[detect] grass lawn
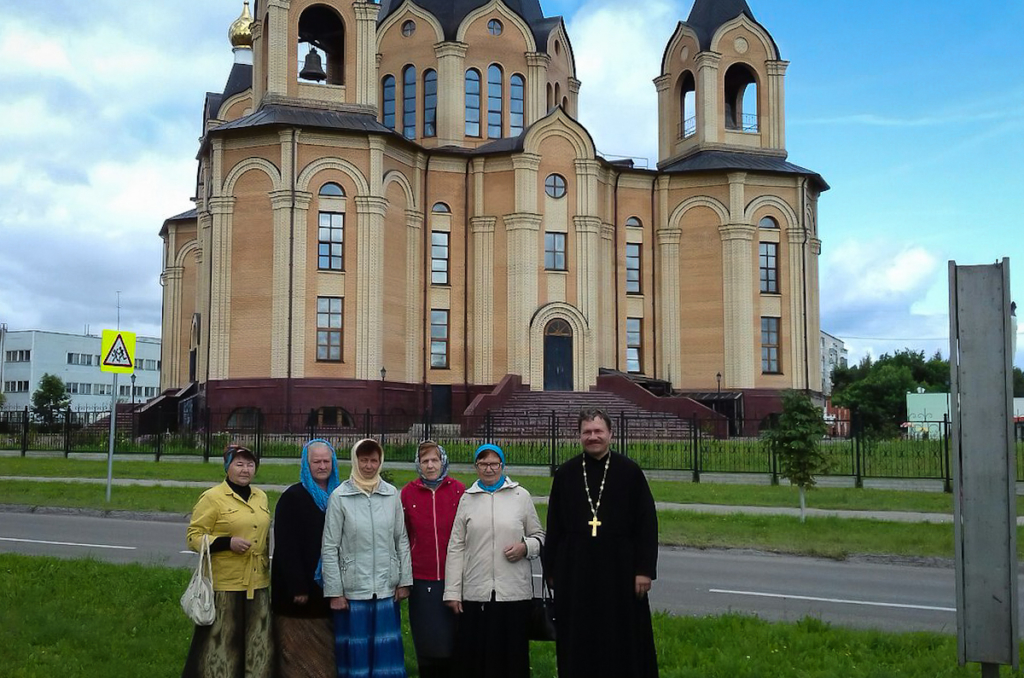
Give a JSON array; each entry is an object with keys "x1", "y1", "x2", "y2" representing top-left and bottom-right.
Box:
[
  {"x1": 0, "y1": 456, "x2": 979, "y2": 514},
  {"x1": 0, "y1": 553, "x2": 1014, "y2": 677}
]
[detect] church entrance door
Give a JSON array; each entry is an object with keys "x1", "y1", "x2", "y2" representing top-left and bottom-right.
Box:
[{"x1": 543, "y1": 319, "x2": 573, "y2": 391}]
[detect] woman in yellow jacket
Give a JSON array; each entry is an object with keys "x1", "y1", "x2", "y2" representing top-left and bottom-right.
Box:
[{"x1": 182, "y1": 444, "x2": 272, "y2": 678}]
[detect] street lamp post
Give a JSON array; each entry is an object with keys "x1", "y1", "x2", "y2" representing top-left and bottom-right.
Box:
[
  {"x1": 130, "y1": 373, "x2": 137, "y2": 440},
  {"x1": 379, "y1": 367, "x2": 387, "y2": 436}
]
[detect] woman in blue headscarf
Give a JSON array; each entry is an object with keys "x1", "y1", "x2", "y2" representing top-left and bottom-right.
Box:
[
  {"x1": 443, "y1": 444, "x2": 545, "y2": 678},
  {"x1": 272, "y1": 439, "x2": 341, "y2": 678}
]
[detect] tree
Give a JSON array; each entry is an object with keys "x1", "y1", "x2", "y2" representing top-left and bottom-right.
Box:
[
  {"x1": 32, "y1": 373, "x2": 70, "y2": 427},
  {"x1": 1014, "y1": 367, "x2": 1024, "y2": 398},
  {"x1": 763, "y1": 391, "x2": 828, "y2": 522},
  {"x1": 0, "y1": 391, "x2": 6, "y2": 408}
]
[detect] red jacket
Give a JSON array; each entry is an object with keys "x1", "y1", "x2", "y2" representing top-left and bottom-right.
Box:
[{"x1": 401, "y1": 476, "x2": 466, "y2": 581}]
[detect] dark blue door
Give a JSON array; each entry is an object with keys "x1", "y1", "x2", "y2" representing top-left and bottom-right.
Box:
[{"x1": 543, "y1": 319, "x2": 573, "y2": 391}]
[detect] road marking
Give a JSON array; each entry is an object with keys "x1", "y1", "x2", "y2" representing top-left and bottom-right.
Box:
[
  {"x1": 709, "y1": 588, "x2": 955, "y2": 613},
  {"x1": 0, "y1": 536, "x2": 136, "y2": 551}
]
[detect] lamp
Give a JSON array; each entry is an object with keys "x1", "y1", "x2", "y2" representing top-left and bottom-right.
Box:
[{"x1": 716, "y1": 372, "x2": 722, "y2": 395}]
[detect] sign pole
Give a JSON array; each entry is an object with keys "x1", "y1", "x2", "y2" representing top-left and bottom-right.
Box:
[{"x1": 106, "y1": 372, "x2": 118, "y2": 503}]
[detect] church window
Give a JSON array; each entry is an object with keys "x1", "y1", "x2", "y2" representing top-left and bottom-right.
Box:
[
  {"x1": 319, "y1": 182, "x2": 344, "y2": 197},
  {"x1": 423, "y1": 69, "x2": 438, "y2": 137},
  {"x1": 431, "y1": 231, "x2": 450, "y2": 285},
  {"x1": 401, "y1": 20, "x2": 415, "y2": 37},
  {"x1": 382, "y1": 75, "x2": 396, "y2": 130},
  {"x1": 318, "y1": 212, "x2": 344, "y2": 271},
  {"x1": 626, "y1": 318, "x2": 642, "y2": 373},
  {"x1": 432, "y1": 202, "x2": 451, "y2": 213},
  {"x1": 317, "y1": 297, "x2": 343, "y2": 362},
  {"x1": 510, "y1": 74, "x2": 525, "y2": 135},
  {"x1": 545, "y1": 173, "x2": 566, "y2": 199},
  {"x1": 724, "y1": 63, "x2": 758, "y2": 132},
  {"x1": 679, "y1": 71, "x2": 696, "y2": 138},
  {"x1": 488, "y1": 19, "x2": 503, "y2": 36},
  {"x1": 759, "y1": 242, "x2": 778, "y2": 293},
  {"x1": 297, "y1": 6, "x2": 344, "y2": 85},
  {"x1": 546, "y1": 82, "x2": 553, "y2": 110},
  {"x1": 465, "y1": 69, "x2": 481, "y2": 136},
  {"x1": 487, "y1": 64, "x2": 503, "y2": 138},
  {"x1": 430, "y1": 310, "x2": 450, "y2": 368},
  {"x1": 544, "y1": 232, "x2": 566, "y2": 271},
  {"x1": 759, "y1": 215, "x2": 779, "y2": 229},
  {"x1": 403, "y1": 65, "x2": 417, "y2": 139},
  {"x1": 625, "y1": 216, "x2": 642, "y2": 228},
  {"x1": 625, "y1": 243, "x2": 641, "y2": 294},
  {"x1": 761, "y1": 317, "x2": 780, "y2": 373}
]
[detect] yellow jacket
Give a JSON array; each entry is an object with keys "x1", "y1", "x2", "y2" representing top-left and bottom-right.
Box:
[{"x1": 187, "y1": 481, "x2": 271, "y2": 599}]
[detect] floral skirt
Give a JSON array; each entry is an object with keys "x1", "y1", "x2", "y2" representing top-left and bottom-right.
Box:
[{"x1": 182, "y1": 589, "x2": 272, "y2": 678}]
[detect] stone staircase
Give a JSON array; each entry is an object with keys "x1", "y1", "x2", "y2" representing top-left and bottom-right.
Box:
[{"x1": 479, "y1": 390, "x2": 693, "y2": 439}]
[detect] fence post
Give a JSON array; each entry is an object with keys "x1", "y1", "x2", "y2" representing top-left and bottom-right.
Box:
[
  {"x1": 769, "y1": 436, "x2": 779, "y2": 486},
  {"x1": 203, "y1": 407, "x2": 212, "y2": 462},
  {"x1": 424, "y1": 409, "x2": 432, "y2": 442},
  {"x1": 63, "y1": 407, "x2": 72, "y2": 458},
  {"x1": 942, "y1": 414, "x2": 952, "y2": 493},
  {"x1": 549, "y1": 410, "x2": 557, "y2": 477},
  {"x1": 255, "y1": 412, "x2": 263, "y2": 458},
  {"x1": 618, "y1": 412, "x2": 628, "y2": 458},
  {"x1": 853, "y1": 412, "x2": 863, "y2": 489},
  {"x1": 691, "y1": 416, "x2": 700, "y2": 483},
  {"x1": 307, "y1": 408, "x2": 316, "y2": 442},
  {"x1": 21, "y1": 406, "x2": 29, "y2": 457}
]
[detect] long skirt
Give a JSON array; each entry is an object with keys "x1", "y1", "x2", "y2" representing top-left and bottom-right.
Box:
[
  {"x1": 333, "y1": 597, "x2": 407, "y2": 678},
  {"x1": 275, "y1": 615, "x2": 335, "y2": 678},
  {"x1": 182, "y1": 588, "x2": 272, "y2": 678},
  {"x1": 408, "y1": 580, "x2": 457, "y2": 678},
  {"x1": 452, "y1": 598, "x2": 531, "y2": 678}
]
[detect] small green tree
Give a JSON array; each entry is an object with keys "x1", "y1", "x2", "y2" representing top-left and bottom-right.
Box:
[
  {"x1": 32, "y1": 373, "x2": 71, "y2": 427},
  {"x1": 0, "y1": 391, "x2": 6, "y2": 408},
  {"x1": 763, "y1": 390, "x2": 828, "y2": 522}
]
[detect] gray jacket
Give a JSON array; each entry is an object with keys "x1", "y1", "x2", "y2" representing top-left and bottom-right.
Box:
[{"x1": 321, "y1": 479, "x2": 413, "y2": 600}]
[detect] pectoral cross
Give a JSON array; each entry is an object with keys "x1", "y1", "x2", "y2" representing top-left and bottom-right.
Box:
[{"x1": 588, "y1": 516, "x2": 602, "y2": 537}]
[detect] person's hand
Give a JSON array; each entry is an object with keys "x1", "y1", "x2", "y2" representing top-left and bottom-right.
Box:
[
  {"x1": 394, "y1": 586, "x2": 410, "y2": 602},
  {"x1": 635, "y1": 575, "x2": 652, "y2": 598},
  {"x1": 229, "y1": 537, "x2": 252, "y2": 554},
  {"x1": 329, "y1": 596, "x2": 349, "y2": 611},
  {"x1": 293, "y1": 595, "x2": 308, "y2": 604},
  {"x1": 445, "y1": 600, "x2": 463, "y2": 614},
  {"x1": 503, "y1": 541, "x2": 527, "y2": 562}
]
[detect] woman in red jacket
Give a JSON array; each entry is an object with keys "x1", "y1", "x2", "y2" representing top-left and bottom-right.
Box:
[{"x1": 401, "y1": 440, "x2": 466, "y2": 678}]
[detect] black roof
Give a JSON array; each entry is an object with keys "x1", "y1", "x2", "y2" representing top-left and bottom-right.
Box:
[
  {"x1": 378, "y1": 0, "x2": 557, "y2": 51},
  {"x1": 223, "y1": 63, "x2": 253, "y2": 102},
  {"x1": 683, "y1": 0, "x2": 779, "y2": 57},
  {"x1": 212, "y1": 104, "x2": 398, "y2": 136},
  {"x1": 661, "y1": 150, "x2": 828, "y2": 191},
  {"x1": 165, "y1": 208, "x2": 198, "y2": 222}
]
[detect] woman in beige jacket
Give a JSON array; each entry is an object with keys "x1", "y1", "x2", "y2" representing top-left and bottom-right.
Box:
[{"x1": 444, "y1": 444, "x2": 544, "y2": 678}]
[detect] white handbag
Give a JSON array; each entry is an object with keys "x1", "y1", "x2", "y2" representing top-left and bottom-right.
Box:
[{"x1": 180, "y1": 534, "x2": 216, "y2": 626}]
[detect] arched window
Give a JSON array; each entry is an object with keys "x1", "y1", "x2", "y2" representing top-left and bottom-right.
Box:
[
  {"x1": 382, "y1": 75, "x2": 396, "y2": 130},
  {"x1": 510, "y1": 74, "x2": 525, "y2": 136},
  {"x1": 679, "y1": 71, "x2": 696, "y2": 138},
  {"x1": 758, "y1": 216, "x2": 779, "y2": 229},
  {"x1": 724, "y1": 63, "x2": 758, "y2": 132},
  {"x1": 319, "y1": 182, "x2": 345, "y2": 197},
  {"x1": 402, "y1": 65, "x2": 417, "y2": 139},
  {"x1": 465, "y1": 69, "x2": 481, "y2": 136},
  {"x1": 554, "y1": 82, "x2": 561, "y2": 107},
  {"x1": 487, "y1": 64, "x2": 503, "y2": 138},
  {"x1": 432, "y1": 202, "x2": 451, "y2": 213},
  {"x1": 546, "y1": 82, "x2": 553, "y2": 110},
  {"x1": 297, "y1": 6, "x2": 344, "y2": 85},
  {"x1": 423, "y1": 69, "x2": 438, "y2": 138},
  {"x1": 226, "y1": 407, "x2": 262, "y2": 430},
  {"x1": 625, "y1": 216, "x2": 642, "y2": 228}
]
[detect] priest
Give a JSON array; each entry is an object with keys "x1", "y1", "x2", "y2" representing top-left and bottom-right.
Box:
[{"x1": 543, "y1": 408, "x2": 659, "y2": 678}]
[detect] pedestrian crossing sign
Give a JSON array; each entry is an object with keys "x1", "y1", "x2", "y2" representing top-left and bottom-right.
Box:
[{"x1": 101, "y1": 330, "x2": 136, "y2": 374}]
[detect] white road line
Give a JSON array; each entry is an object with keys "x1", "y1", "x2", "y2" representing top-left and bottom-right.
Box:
[
  {"x1": 709, "y1": 588, "x2": 955, "y2": 613},
  {"x1": 0, "y1": 536, "x2": 136, "y2": 551}
]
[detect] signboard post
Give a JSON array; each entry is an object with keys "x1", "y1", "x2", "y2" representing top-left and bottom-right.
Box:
[
  {"x1": 949, "y1": 259, "x2": 1018, "y2": 677},
  {"x1": 100, "y1": 330, "x2": 136, "y2": 502}
]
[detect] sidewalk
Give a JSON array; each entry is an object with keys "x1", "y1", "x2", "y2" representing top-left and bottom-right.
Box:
[{"x1": 0, "y1": 474, "x2": 981, "y2": 525}]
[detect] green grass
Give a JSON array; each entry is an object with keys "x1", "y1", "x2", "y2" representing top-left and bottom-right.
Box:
[{"x1": 0, "y1": 553, "x2": 1017, "y2": 677}]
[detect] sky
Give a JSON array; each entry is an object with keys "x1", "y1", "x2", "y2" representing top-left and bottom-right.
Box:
[{"x1": 1, "y1": 0, "x2": 1022, "y2": 369}]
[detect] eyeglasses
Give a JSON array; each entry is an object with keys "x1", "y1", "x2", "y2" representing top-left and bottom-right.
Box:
[{"x1": 475, "y1": 462, "x2": 501, "y2": 470}]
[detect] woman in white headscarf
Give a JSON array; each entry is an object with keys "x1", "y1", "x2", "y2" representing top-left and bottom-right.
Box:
[{"x1": 321, "y1": 438, "x2": 413, "y2": 678}]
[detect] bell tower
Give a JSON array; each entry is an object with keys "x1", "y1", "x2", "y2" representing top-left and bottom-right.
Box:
[{"x1": 655, "y1": 0, "x2": 787, "y2": 166}]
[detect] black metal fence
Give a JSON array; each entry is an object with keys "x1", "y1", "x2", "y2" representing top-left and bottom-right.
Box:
[{"x1": 6, "y1": 405, "x2": 1020, "y2": 488}]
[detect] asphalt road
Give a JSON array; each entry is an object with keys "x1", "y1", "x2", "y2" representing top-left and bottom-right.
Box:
[{"x1": 0, "y1": 510, "x2": 1006, "y2": 634}]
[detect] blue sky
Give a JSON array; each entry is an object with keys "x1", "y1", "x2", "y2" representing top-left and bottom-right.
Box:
[{"x1": 1, "y1": 0, "x2": 1021, "y2": 369}]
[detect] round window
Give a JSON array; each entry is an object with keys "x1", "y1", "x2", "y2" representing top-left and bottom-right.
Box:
[
  {"x1": 488, "y1": 19, "x2": 503, "y2": 36},
  {"x1": 402, "y1": 20, "x2": 416, "y2": 37},
  {"x1": 545, "y1": 174, "x2": 567, "y2": 199}
]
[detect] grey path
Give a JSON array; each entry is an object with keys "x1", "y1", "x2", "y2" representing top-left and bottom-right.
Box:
[
  {"x1": 0, "y1": 510, "x2": 1006, "y2": 634},
  {"x1": 0, "y1": 475, "x2": 972, "y2": 524}
]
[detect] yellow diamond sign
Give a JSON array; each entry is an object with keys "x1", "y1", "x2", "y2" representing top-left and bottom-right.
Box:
[{"x1": 101, "y1": 330, "x2": 136, "y2": 374}]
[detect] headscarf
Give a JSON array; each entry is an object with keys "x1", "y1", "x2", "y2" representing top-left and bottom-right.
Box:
[
  {"x1": 349, "y1": 438, "x2": 384, "y2": 495},
  {"x1": 300, "y1": 439, "x2": 341, "y2": 512},
  {"x1": 223, "y1": 444, "x2": 259, "y2": 473},
  {"x1": 474, "y1": 443, "x2": 506, "y2": 493},
  {"x1": 416, "y1": 440, "x2": 450, "y2": 490}
]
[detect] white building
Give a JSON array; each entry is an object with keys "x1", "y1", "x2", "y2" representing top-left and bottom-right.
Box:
[
  {"x1": 0, "y1": 329, "x2": 162, "y2": 411},
  {"x1": 820, "y1": 331, "x2": 848, "y2": 396}
]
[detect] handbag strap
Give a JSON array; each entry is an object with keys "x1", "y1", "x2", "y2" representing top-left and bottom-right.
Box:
[{"x1": 199, "y1": 534, "x2": 214, "y2": 582}]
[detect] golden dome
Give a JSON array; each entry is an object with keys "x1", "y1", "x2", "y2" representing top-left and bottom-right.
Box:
[{"x1": 229, "y1": 0, "x2": 254, "y2": 49}]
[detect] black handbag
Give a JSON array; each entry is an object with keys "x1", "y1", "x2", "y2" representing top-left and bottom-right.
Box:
[{"x1": 528, "y1": 560, "x2": 556, "y2": 642}]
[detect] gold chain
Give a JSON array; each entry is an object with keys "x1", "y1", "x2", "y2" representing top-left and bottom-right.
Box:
[{"x1": 583, "y1": 453, "x2": 611, "y2": 522}]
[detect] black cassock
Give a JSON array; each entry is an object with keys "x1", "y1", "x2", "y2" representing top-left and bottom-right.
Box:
[{"x1": 543, "y1": 451, "x2": 659, "y2": 678}]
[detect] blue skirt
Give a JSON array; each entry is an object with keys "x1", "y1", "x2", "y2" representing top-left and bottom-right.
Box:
[{"x1": 333, "y1": 598, "x2": 407, "y2": 678}]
